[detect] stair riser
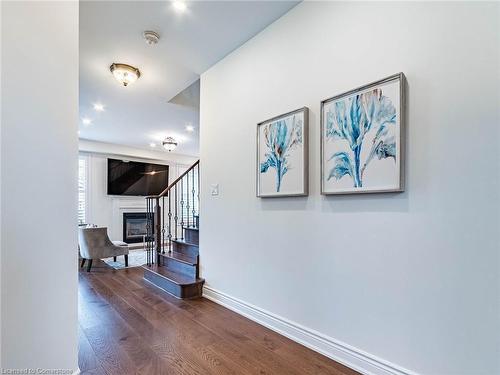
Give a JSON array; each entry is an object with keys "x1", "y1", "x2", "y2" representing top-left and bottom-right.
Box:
[
  {"x1": 184, "y1": 228, "x2": 199, "y2": 245},
  {"x1": 143, "y1": 268, "x2": 204, "y2": 299},
  {"x1": 161, "y1": 256, "x2": 196, "y2": 278},
  {"x1": 173, "y1": 242, "x2": 199, "y2": 257}
]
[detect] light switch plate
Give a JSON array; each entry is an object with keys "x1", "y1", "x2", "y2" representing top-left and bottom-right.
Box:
[{"x1": 210, "y1": 184, "x2": 219, "y2": 196}]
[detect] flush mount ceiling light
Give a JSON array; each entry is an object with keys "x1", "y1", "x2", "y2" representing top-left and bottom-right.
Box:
[
  {"x1": 185, "y1": 124, "x2": 194, "y2": 132},
  {"x1": 109, "y1": 63, "x2": 141, "y2": 87},
  {"x1": 143, "y1": 31, "x2": 160, "y2": 45},
  {"x1": 162, "y1": 137, "x2": 178, "y2": 152}
]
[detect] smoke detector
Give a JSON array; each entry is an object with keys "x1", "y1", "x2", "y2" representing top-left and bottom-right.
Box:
[{"x1": 143, "y1": 31, "x2": 160, "y2": 45}]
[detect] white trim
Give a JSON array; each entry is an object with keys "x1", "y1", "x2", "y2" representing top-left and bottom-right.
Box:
[
  {"x1": 79, "y1": 139, "x2": 199, "y2": 162},
  {"x1": 203, "y1": 286, "x2": 418, "y2": 375}
]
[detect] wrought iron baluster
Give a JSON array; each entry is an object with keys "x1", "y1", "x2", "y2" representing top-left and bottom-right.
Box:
[
  {"x1": 146, "y1": 198, "x2": 151, "y2": 266},
  {"x1": 149, "y1": 199, "x2": 152, "y2": 263},
  {"x1": 150, "y1": 198, "x2": 153, "y2": 265},
  {"x1": 149, "y1": 198, "x2": 153, "y2": 265},
  {"x1": 168, "y1": 189, "x2": 172, "y2": 252},
  {"x1": 155, "y1": 197, "x2": 161, "y2": 264},
  {"x1": 162, "y1": 196, "x2": 166, "y2": 254},
  {"x1": 149, "y1": 198, "x2": 155, "y2": 264},
  {"x1": 186, "y1": 171, "x2": 190, "y2": 228},
  {"x1": 151, "y1": 199, "x2": 154, "y2": 264},
  {"x1": 180, "y1": 178, "x2": 184, "y2": 240},
  {"x1": 151, "y1": 198, "x2": 153, "y2": 264},
  {"x1": 174, "y1": 184, "x2": 178, "y2": 240},
  {"x1": 191, "y1": 167, "x2": 195, "y2": 228}
]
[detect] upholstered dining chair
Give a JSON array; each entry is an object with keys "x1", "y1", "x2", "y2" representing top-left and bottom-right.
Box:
[{"x1": 78, "y1": 227, "x2": 129, "y2": 272}]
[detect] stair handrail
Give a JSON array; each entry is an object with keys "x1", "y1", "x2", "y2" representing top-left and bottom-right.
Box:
[{"x1": 145, "y1": 159, "x2": 200, "y2": 200}]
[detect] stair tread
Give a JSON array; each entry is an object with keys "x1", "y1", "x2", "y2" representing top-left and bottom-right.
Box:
[
  {"x1": 159, "y1": 251, "x2": 197, "y2": 265},
  {"x1": 184, "y1": 226, "x2": 199, "y2": 231},
  {"x1": 172, "y1": 239, "x2": 199, "y2": 247},
  {"x1": 142, "y1": 264, "x2": 203, "y2": 286}
]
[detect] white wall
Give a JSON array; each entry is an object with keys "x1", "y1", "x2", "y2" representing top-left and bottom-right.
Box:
[
  {"x1": 200, "y1": 2, "x2": 499, "y2": 375},
  {"x1": 0, "y1": 1, "x2": 3, "y2": 367},
  {"x1": 80, "y1": 140, "x2": 197, "y2": 241},
  {"x1": 1, "y1": 1, "x2": 78, "y2": 372}
]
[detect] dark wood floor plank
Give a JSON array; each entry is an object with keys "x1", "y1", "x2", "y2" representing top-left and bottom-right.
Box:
[
  {"x1": 79, "y1": 277, "x2": 132, "y2": 329},
  {"x1": 80, "y1": 274, "x2": 152, "y2": 375},
  {"x1": 128, "y1": 277, "x2": 313, "y2": 375},
  {"x1": 96, "y1": 272, "x2": 169, "y2": 321},
  {"x1": 95, "y1": 272, "x2": 266, "y2": 375},
  {"x1": 84, "y1": 323, "x2": 139, "y2": 375},
  {"x1": 131, "y1": 285, "x2": 308, "y2": 375},
  {"x1": 104, "y1": 271, "x2": 253, "y2": 375},
  {"x1": 85, "y1": 274, "x2": 175, "y2": 348},
  {"x1": 79, "y1": 260, "x2": 359, "y2": 375},
  {"x1": 105, "y1": 267, "x2": 351, "y2": 375},
  {"x1": 78, "y1": 325, "x2": 100, "y2": 373},
  {"x1": 186, "y1": 311, "x2": 305, "y2": 375},
  {"x1": 189, "y1": 298, "x2": 356, "y2": 375},
  {"x1": 88, "y1": 271, "x2": 221, "y2": 375}
]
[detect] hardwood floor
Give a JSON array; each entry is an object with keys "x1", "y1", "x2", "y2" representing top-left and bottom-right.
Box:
[{"x1": 79, "y1": 260, "x2": 359, "y2": 375}]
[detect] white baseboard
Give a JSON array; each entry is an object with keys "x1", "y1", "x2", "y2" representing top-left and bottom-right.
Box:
[{"x1": 203, "y1": 286, "x2": 417, "y2": 375}]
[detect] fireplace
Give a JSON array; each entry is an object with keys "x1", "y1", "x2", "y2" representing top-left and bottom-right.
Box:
[{"x1": 123, "y1": 212, "x2": 154, "y2": 243}]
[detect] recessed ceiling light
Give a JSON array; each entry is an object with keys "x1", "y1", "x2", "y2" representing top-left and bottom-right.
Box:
[
  {"x1": 172, "y1": 1, "x2": 187, "y2": 12},
  {"x1": 82, "y1": 118, "x2": 92, "y2": 126},
  {"x1": 93, "y1": 103, "x2": 105, "y2": 112},
  {"x1": 149, "y1": 142, "x2": 156, "y2": 148},
  {"x1": 186, "y1": 125, "x2": 194, "y2": 132},
  {"x1": 78, "y1": 130, "x2": 81, "y2": 136}
]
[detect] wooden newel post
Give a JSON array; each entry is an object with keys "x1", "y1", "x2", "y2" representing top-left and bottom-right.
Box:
[{"x1": 154, "y1": 197, "x2": 162, "y2": 263}]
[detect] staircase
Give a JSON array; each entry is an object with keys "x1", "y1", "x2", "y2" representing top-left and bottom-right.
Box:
[{"x1": 142, "y1": 161, "x2": 204, "y2": 299}]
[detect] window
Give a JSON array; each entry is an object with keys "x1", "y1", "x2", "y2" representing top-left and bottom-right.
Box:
[{"x1": 78, "y1": 156, "x2": 88, "y2": 224}]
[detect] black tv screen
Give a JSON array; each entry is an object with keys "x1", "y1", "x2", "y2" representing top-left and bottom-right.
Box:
[{"x1": 107, "y1": 158, "x2": 169, "y2": 196}]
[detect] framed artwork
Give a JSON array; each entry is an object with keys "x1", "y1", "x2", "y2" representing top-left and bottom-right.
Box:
[
  {"x1": 257, "y1": 107, "x2": 309, "y2": 197},
  {"x1": 321, "y1": 73, "x2": 406, "y2": 195}
]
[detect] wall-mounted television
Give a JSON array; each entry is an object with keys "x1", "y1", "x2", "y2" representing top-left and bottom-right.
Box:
[{"x1": 107, "y1": 158, "x2": 169, "y2": 196}]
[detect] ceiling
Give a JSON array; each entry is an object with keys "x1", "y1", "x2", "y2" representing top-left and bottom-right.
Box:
[{"x1": 79, "y1": 1, "x2": 299, "y2": 156}]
